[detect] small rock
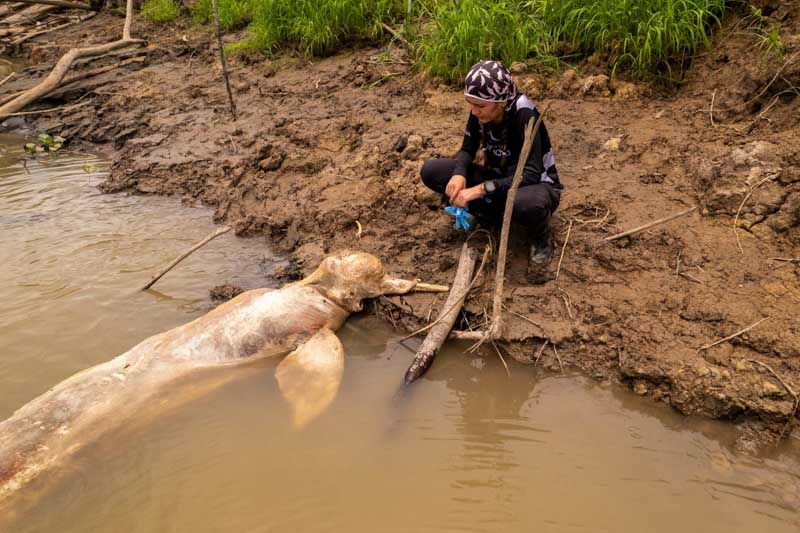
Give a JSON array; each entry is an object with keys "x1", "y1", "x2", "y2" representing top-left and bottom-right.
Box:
[
  {"x1": 633, "y1": 381, "x2": 649, "y2": 395},
  {"x1": 579, "y1": 74, "x2": 610, "y2": 97},
  {"x1": 761, "y1": 381, "x2": 783, "y2": 397},
  {"x1": 597, "y1": 334, "x2": 610, "y2": 344},
  {"x1": 602, "y1": 137, "x2": 622, "y2": 151}
]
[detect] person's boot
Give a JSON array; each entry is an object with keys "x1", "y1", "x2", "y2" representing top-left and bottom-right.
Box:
[{"x1": 529, "y1": 226, "x2": 553, "y2": 265}]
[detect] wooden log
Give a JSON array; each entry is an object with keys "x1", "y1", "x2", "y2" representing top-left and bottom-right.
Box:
[
  {"x1": 404, "y1": 243, "x2": 476, "y2": 385},
  {"x1": 2, "y1": 4, "x2": 57, "y2": 25}
]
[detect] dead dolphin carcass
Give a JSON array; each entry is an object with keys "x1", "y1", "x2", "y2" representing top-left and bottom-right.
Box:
[{"x1": 0, "y1": 251, "x2": 446, "y2": 506}]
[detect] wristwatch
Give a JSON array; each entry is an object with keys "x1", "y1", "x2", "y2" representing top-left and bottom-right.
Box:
[{"x1": 483, "y1": 180, "x2": 496, "y2": 195}]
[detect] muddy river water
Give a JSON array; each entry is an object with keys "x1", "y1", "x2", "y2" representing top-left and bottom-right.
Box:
[{"x1": 1, "y1": 136, "x2": 799, "y2": 531}]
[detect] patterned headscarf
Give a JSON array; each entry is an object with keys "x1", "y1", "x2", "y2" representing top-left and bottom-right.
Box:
[{"x1": 464, "y1": 60, "x2": 517, "y2": 103}]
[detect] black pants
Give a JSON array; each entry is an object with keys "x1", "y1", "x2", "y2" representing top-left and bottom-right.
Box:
[{"x1": 420, "y1": 158, "x2": 560, "y2": 241}]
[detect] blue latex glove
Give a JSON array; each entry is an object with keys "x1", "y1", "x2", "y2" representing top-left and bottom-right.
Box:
[{"x1": 444, "y1": 206, "x2": 474, "y2": 231}]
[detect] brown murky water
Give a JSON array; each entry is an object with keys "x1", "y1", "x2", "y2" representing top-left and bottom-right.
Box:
[{"x1": 1, "y1": 136, "x2": 799, "y2": 532}]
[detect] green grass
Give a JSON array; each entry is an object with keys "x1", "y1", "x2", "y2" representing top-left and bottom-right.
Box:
[
  {"x1": 141, "y1": 0, "x2": 181, "y2": 23},
  {"x1": 189, "y1": 0, "x2": 730, "y2": 80}
]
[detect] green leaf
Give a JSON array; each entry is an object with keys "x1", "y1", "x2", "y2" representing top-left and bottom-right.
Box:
[
  {"x1": 24, "y1": 143, "x2": 37, "y2": 154},
  {"x1": 49, "y1": 143, "x2": 63, "y2": 151},
  {"x1": 52, "y1": 135, "x2": 66, "y2": 144},
  {"x1": 37, "y1": 134, "x2": 53, "y2": 146}
]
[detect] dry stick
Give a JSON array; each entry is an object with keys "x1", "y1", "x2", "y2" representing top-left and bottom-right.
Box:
[
  {"x1": 490, "y1": 340, "x2": 511, "y2": 377},
  {"x1": 697, "y1": 317, "x2": 770, "y2": 352},
  {"x1": 552, "y1": 344, "x2": 564, "y2": 373},
  {"x1": 10, "y1": 0, "x2": 97, "y2": 10},
  {"x1": 399, "y1": 244, "x2": 490, "y2": 343},
  {"x1": 2, "y1": 3, "x2": 57, "y2": 26},
  {"x1": 675, "y1": 250, "x2": 681, "y2": 283},
  {"x1": 769, "y1": 257, "x2": 799, "y2": 263},
  {"x1": 556, "y1": 287, "x2": 573, "y2": 319},
  {"x1": 12, "y1": 11, "x2": 96, "y2": 46},
  {"x1": 6, "y1": 98, "x2": 92, "y2": 116},
  {"x1": 0, "y1": 72, "x2": 14, "y2": 88},
  {"x1": 482, "y1": 103, "x2": 550, "y2": 344},
  {"x1": 501, "y1": 302, "x2": 545, "y2": 332},
  {"x1": 533, "y1": 340, "x2": 549, "y2": 366},
  {"x1": 746, "y1": 359, "x2": 799, "y2": 442},
  {"x1": 604, "y1": 206, "x2": 697, "y2": 242},
  {"x1": 733, "y1": 174, "x2": 777, "y2": 254},
  {"x1": 0, "y1": 0, "x2": 142, "y2": 121},
  {"x1": 211, "y1": 0, "x2": 236, "y2": 121},
  {"x1": 709, "y1": 88, "x2": 716, "y2": 127},
  {"x1": 555, "y1": 219, "x2": 572, "y2": 281},
  {"x1": 142, "y1": 226, "x2": 232, "y2": 291},
  {"x1": 404, "y1": 243, "x2": 477, "y2": 385},
  {"x1": 380, "y1": 22, "x2": 411, "y2": 49}
]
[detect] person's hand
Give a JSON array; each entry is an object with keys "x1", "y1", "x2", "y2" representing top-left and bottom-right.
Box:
[
  {"x1": 452, "y1": 185, "x2": 485, "y2": 207},
  {"x1": 445, "y1": 175, "x2": 467, "y2": 203}
]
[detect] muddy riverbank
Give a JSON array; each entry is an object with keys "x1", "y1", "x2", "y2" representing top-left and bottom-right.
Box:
[{"x1": 2, "y1": 5, "x2": 799, "y2": 450}]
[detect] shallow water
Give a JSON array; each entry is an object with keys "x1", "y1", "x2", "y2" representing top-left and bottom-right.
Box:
[{"x1": 1, "y1": 136, "x2": 799, "y2": 532}]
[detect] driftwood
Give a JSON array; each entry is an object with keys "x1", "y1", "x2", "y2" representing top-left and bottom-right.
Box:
[
  {"x1": 404, "y1": 243, "x2": 477, "y2": 384},
  {"x1": 142, "y1": 226, "x2": 232, "y2": 291},
  {"x1": 604, "y1": 206, "x2": 697, "y2": 242},
  {"x1": 11, "y1": 11, "x2": 96, "y2": 46},
  {"x1": 11, "y1": 0, "x2": 97, "y2": 10},
  {"x1": 0, "y1": 0, "x2": 142, "y2": 122},
  {"x1": 2, "y1": 4, "x2": 57, "y2": 26}
]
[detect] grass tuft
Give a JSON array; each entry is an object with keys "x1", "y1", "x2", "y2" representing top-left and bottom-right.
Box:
[{"x1": 141, "y1": 0, "x2": 181, "y2": 24}]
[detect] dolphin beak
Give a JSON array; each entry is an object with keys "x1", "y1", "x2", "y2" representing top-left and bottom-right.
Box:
[
  {"x1": 288, "y1": 266, "x2": 324, "y2": 288},
  {"x1": 380, "y1": 277, "x2": 449, "y2": 295}
]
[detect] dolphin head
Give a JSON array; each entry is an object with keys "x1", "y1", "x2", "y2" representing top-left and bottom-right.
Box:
[{"x1": 290, "y1": 251, "x2": 417, "y2": 312}]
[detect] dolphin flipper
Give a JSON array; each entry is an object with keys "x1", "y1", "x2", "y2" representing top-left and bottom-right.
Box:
[{"x1": 275, "y1": 328, "x2": 344, "y2": 429}]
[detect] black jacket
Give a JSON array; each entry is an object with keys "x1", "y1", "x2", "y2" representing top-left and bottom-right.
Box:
[{"x1": 453, "y1": 93, "x2": 561, "y2": 197}]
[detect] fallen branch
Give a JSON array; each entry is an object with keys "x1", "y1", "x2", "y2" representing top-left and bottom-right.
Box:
[
  {"x1": 12, "y1": 11, "x2": 96, "y2": 46},
  {"x1": 11, "y1": 0, "x2": 97, "y2": 10},
  {"x1": 5, "y1": 97, "x2": 92, "y2": 116},
  {"x1": 697, "y1": 317, "x2": 770, "y2": 352},
  {"x1": 141, "y1": 226, "x2": 232, "y2": 291},
  {"x1": 604, "y1": 206, "x2": 697, "y2": 242},
  {"x1": 211, "y1": 0, "x2": 236, "y2": 120},
  {"x1": 3, "y1": 4, "x2": 57, "y2": 26},
  {"x1": 404, "y1": 243, "x2": 477, "y2": 385},
  {"x1": 733, "y1": 174, "x2": 777, "y2": 254},
  {"x1": 0, "y1": 0, "x2": 142, "y2": 122},
  {"x1": 479, "y1": 104, "x2": 550, "y2": 344}
]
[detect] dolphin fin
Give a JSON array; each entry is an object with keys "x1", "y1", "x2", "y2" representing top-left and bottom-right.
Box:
[{"x1": 275, "y1": 327, "x2": 344, "y2": 430}]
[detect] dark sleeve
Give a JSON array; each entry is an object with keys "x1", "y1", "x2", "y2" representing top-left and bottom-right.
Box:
[
  {"x1": 453, "y1": 113, "x2": 481, "y2": 177},
  {"x1": 490, "y1": 108, "x2": 545, "y2": 195}
]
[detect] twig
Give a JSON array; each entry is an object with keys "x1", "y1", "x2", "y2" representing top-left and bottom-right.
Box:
[
  {"x1": 675, "y1": 250, "x2": 681, "y2": 283},
  {"x1": 0, "y1": 72, "x2": 15, "y2": 88},
  {"x1": 709, "y1": 88, "x2": 716, "y2": 127},
  {"x1": 211, "y1": 0, "x2": 237, "y2": 121},
  {"x1": 746, "y1": 359, "x2": 799, "y2": 442},
  {"x1": 697, "y1": 317, "x2": 770, "y2": 352},
  {"x1": 490, "y1": 341, "x2": 511, "y2": 377},
  {"x1": 769, "y1": 257, "x2": 799, "y2": 263},
  {"x1": 734, "y1": 174, "x2": 777, "y2": 254},
  {"x1": 380, "y1": 22, "x2": 411, "y2": 49},
  {"x1": 533, "y1": 340, "x2": 549, "y2": 366},
  {"x1": 604, "y1": 206, "x2": 697, "y2": 242},
  {"x1": 594, "y1": 208, "x2": 610, "y2": 228},
  {"x1": 552, "y1": 344, "x2": 564, "y2": 374},
  {"x1": 12, "y1": 12, "x2": 96, "y2": 46},
  {"x1": 501, "y1": 303, "x2": 545, "y2": 332},
  {"x1": 11, "y1": 0, "x2": 98, "y2": 10},
  {"x1": 141, "y1": 226, "x2": 232, "y2": 291},
  {"x1": 679, "y1": 272, "x2": 704, "y2": 284},
  {"x1": 555, "y1": 219, "x2": 572, "y2": 281},
  {"x1": 6, "y1": 98, "x2": 92, "y2": 116}
]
